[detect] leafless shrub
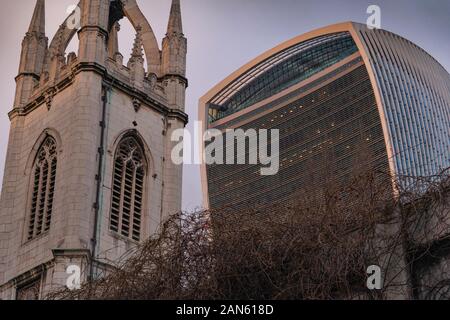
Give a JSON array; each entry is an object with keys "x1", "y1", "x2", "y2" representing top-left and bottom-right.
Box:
[{"x1": 48, "y1": 168, "x2": 450, "y2": 300}]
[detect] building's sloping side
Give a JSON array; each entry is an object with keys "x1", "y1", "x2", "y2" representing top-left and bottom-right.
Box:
[{"x1": 354, "y1": 23, "x2": 450, "y2": 184}]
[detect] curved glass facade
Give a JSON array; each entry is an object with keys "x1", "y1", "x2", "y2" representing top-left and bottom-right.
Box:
[
  {"x1": 354, "y1": 24, "x2": 450, "y2": 182},
  {"x1": 208, "y1": 32, "x2": 358, "y2": 123},
  {"x1": 203, "y1": 22, "x2": 450, "y2": 209},
  {"x1": 207, "y1": 61, "x2": 388, "y2": 209}
]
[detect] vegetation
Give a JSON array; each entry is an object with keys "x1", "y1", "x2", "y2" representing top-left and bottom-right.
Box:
[{"x1": 49, "y1": 169, "x2": 450, "y2": 300}]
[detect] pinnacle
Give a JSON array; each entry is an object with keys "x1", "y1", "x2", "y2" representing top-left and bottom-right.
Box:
[
  {"x1": 28, "y1": 0, "x2": 45, "y2": 35},
  {"x1": 167, "y1": 0, "x2": 183, "y2": 36}
]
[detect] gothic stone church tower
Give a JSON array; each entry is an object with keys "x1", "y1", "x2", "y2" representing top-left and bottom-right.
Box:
[{"x1": 0, "y1": 0, "x2": 187, "y2": 299}]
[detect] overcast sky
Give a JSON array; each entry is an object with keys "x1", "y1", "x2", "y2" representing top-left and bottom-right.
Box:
[{"x1": 0, "y1": 0, "x2": 449, "y2": 211}]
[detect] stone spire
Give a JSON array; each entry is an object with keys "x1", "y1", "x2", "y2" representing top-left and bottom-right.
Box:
[
  {"x1": 28, "y1": 0, "x2": 45, "y2": 35},
  {"x1": 14, "y1": 0, "x2": 48, "y2": 107},
  {"x1": 129, "y1": 26, "x2": 144, "y2": 64},
  {"x1": 128, "y1": 26, "x2": 145, "y2": 89},
  {"x1": 167, "y1": 0, "x2": 183, "y2": 36},
  {"x1": 77, "y1": 0, "x2": 110, "y2": 64},
  {"x1": 161, "y1": 0, "x2": 187, "y2": 111},
  {"x1": 161, "y1": 0, "x2": 187, "y2": 77}
]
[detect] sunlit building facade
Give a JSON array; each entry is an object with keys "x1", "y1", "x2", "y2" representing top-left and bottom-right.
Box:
[{"x1": 199, "y1": 22, "x2": 450, "y2": 210}]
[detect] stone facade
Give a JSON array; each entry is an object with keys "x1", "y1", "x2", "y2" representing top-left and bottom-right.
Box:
[
  {"x1": 0, "y1": 0, "x2": 187, "y2": 299},
  {"x1": 364, "y1": 180, "x2": 450, "y2": 300},
  {"x1": 406, "y1": 181, "x2": 450, "y2": 299}
]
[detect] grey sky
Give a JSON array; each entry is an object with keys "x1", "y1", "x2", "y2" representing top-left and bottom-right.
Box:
[{"x1": 0, "y1": 0, "x2": 449, "y2": 211}]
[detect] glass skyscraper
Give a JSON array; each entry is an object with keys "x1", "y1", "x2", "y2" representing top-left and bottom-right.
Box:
[{"x1": 199, "y1": 22, "x2": 450, "y2": 210}]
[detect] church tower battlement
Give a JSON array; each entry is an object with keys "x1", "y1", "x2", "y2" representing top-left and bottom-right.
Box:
[{"x1": 0, "y1": 0, "x2": 187, "y2": 299}]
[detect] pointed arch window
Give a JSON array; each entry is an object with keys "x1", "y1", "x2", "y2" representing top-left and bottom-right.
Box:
[
  {"x1": 110, "y1": 135, "x2": 146, "y2": 241},
  {"x1": 27, "y1": 136, "x2": 58, "y2": 241}
]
